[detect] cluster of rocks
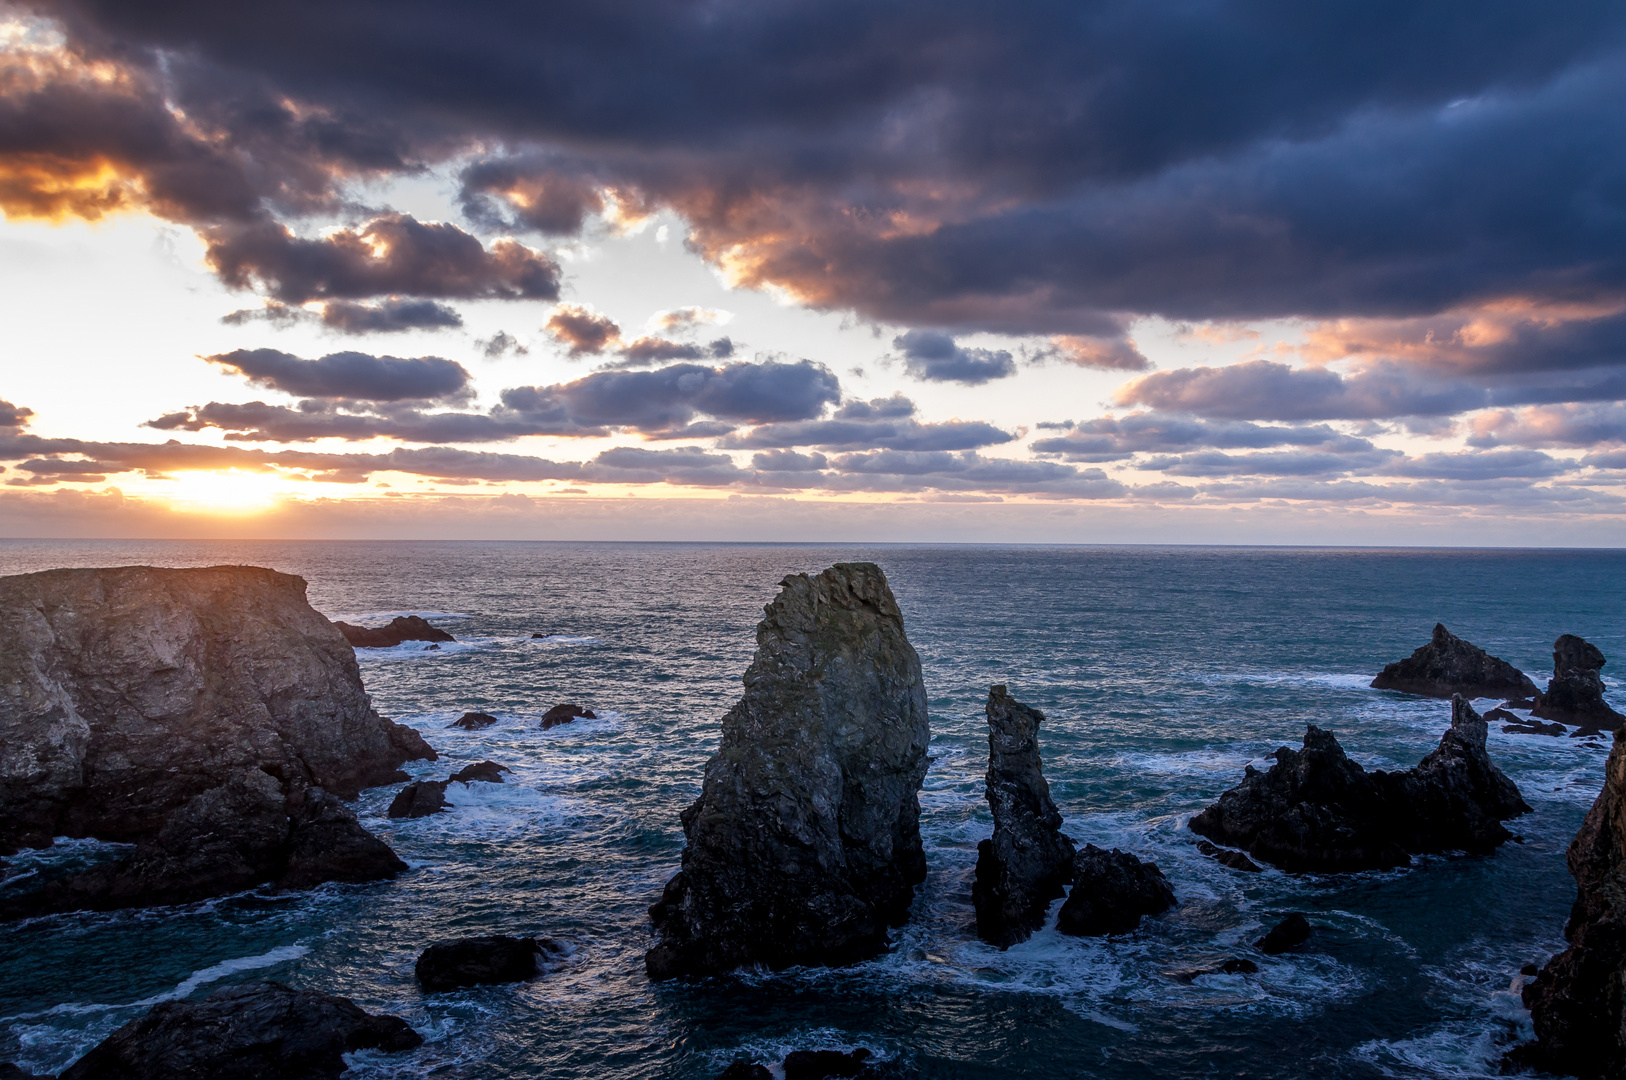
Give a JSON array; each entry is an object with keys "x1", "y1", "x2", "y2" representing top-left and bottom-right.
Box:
[
  {"x1": 333, "y1": 614, "x2": 454, "y2": 648},
  {"x1": 388, "y1": 760, "x2": 510, "y2": 818},
  {"x1": 1189, "y1": 696, "x2": 1530, "y2": 872},
  {"x1": 0, "y1": 566, "x2": 434, "y2": 919},
  {"x1": 447, "y1": 703, "x2": 595, "y2": 731}
]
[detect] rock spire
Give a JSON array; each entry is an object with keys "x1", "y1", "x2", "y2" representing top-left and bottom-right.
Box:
[{"x1": 1370, "y1": 623, "x2": 1537, "y2": 699}]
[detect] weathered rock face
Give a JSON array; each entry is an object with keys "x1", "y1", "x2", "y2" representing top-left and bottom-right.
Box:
[
  {"x1": 449, "y1": 760, "x2": 508, "y2": 784},
  {"x1": 58, "y1": 981, "x2": 421, "y2": 1080},
  {"x1": 0, "y1": 565, "x2": 435, "y2": 856},
  {"x1": 1510, "y1": 729, "x2": 1626, "y2": 1079},
  {"x1": 1370, "y1": 623, "x2": 1538, "y2": 699},
  {"x1": 415, "y1": 935, "x2": 564, "y2": 993},
  {"x1": 1532, "y1": 634, "x2": 1626, "y2": 737},
  {"x1": 646, "y1": 563, "x2": 931, "y2": 980},
  {"x1": 540, "y1": 703, "x2": 595, "y2": 729},
  {"x1": 1256, "y1": 913, "x2": 1312, "y2": 954},
  {"x1": 1196, "y1": 840, "x2": 1262, "y2": 873},
  {"x1": 388, "y1": 780, "x2": 450, "y2": 818},
  {"x1": 1189, "y1": 696, "x2": 1530, "y2": 872},
  {"x1": 1055, "y1": 844, "x2": 1176, "y2": 936},
  {"x1": 972, "y1": 685, "x2": 1076, "y2": 948},
  {"x1": 450, "y1": 711, "x2": 498, "y2": 729},
  {"x1": 333, "y1": 615, "x2": 454, "y2": 648}
]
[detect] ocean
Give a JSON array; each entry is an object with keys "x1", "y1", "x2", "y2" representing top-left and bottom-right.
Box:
[{"x1": 1, "y1": 541, "x2": 1622, "y2": 1079}]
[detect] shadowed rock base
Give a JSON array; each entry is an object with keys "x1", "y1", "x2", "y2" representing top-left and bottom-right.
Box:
[
  {"x1": 647, "y1": 563, "x2": 930, "y2": 980},
  {"x1": 58, "y1": 982, "x2": 421, "y2": 1080},
  {"x1": 972, "y1": 685, "x2": 1076, "y2": 948},
  {"x1": 334, "y1": 615, "x2": 454, "y2": 647}
]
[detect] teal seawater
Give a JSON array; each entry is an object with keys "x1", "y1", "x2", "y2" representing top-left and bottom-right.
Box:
[{"x1": 1, "y1": 541, "x2": 1623, "y2": 1079}]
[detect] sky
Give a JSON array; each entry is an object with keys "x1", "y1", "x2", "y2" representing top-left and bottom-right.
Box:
[{"x1": 2, "y1": 1, "x2": 1625, "y2": 543}]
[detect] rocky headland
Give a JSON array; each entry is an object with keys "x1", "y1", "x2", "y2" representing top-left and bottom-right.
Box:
[
  {"x1": 1509, "y1": 728, "x2": 1626, "y2": 1078},
  {"x1": 333, "y1": 614, "x2": 454, "y2": 648},
  {"x1": 1189, "y1": 696, "x2": 1529, "y2": 872},
  {"x1": 1370, "y1": 623, "x2": 1537, "y2": 699},
  {"x1": 645, "y1": 562, "x2": 931, "y2": 980},
  {"x1": 1531, "y1": 634, "x2": 1626, "y2": 737},
  {"x1": 57, "y1": 981, "x2": 421, "y2": 1080},
  {"x1": 0, "y1": 566, "x2": 433, "y2": 916},
  {"x1": 972, "y1": 685, "x2": 1076, "y2": 948}
]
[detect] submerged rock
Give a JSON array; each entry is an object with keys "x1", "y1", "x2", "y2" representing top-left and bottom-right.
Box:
[
  {"x1": 972, "y1": 685, "x2": 1076, "y2": 948},
  {"x1": 58, "y1": 981, "x2": 420, "y2": 1080},
  {"x1": 449, "y1": 711, "x2": 498, "y2": 729},
  {"x1": 1170, "y1": 958, "x2": 1258, "y2": 982},
  {"x1": 1189, "y1": 696, "x2": 1530, "y2": 872},
  {"x1": 540, "y1": 703, "x2": 595, "y2": 729},
  {"x1": 1508, "y1": 730, "x2": 1626, "y2": 1079},
  {"x1": 449, "y1": 761, "x2": 508, "y2": 784},
  {"x1": 415, "y1": 934, "x2": 564, "y2": 993},
  {"x1": 646, "y1": 563, "x2": 931, "y2": 980},
  {"x1": 388, "y1": 780, "x2": 450, "y2": 818},
  {"x1": 1055, "y1": 844, "x2": 1175, "y2": 937},
  {"x1": 332, "y1": 614, "x2": 454, "y2": 648},
  {"x1": 1256, "y1": 913, "x2": 1312, "y2": 954},
  {"x1": 1532, "y1": 634, "x2": 1626, "y2": 737},
  {"x1": 1196, "y1": 840, "x2": 1262, "y2": 873},
  {"x1": 1503, "y1": 718, "x2": 1568, "y2": 737},
  {"x1": 1370, "y1": 623, "x2": 1537, "y2": 700}
]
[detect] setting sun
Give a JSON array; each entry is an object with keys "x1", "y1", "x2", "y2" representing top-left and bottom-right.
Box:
[{"x1": 161, "y1": 469, "x2": 293, "y2": 513}]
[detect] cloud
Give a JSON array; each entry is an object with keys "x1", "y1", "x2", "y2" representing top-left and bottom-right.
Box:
[
  {"x1": 1032, "y1": 412, "x2": 1375, "y2": 462},
  {"x1": 1135, "y1": 448, "x2": 1402, "y2": 477},
  {"x1": 721, "y1": 394, "x2": 1015, "y2": 451},
  {"x1": 518, "y1": 358, "x2": 841, "y2": 431},
  {"x1": 1385, "y1": 449, "x2": 1571, "y2": 480},
  {"x1": 1115, "y1": 360, "x2": 1488, "y2": 421},
  {"x1": 1467, "y1": 403, "x2": 1626, "y2": 448},
  {"x1": 205, "y1": 215, "x2": 560, "y2": 303},
  {"x1": 459, "y1": 155, "x2": 605, "y2": 234},
  {"x1": 204, "y1": 348, "x2": 472, "y2": 403},
  {"x1": 319, "y1": 298, "x2": 463, "y2": 333},
  {"x1": 652, "y1": 307, "x2": 730, "y2": 332},
  {"x1": 1048, "y1": 334, "x2": 1151, "y2": 372},
  {"x1": 0, "y1": 400, "x2": 34, "y2": 430},
  {"x1": 477, "y1": 331, "x2": 528, "y2": 358},
  {"x1": 893, "y1": 330, "x2": 1016, "y2": 385},
  {"x1": 544, "y1": 304, "x2": 620, "y2": 356}
]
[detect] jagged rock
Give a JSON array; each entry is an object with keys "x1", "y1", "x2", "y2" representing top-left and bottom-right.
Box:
[
  {"x1": 1189, "y1": 696, "x2": 1531, "y2": 872},
  {"x1": 1502, "y1": 697, "x2": 1538, "y2": 710},
  {"x1": 646, "y1": 563, "x2": 931, "y2": 980},
  {"x1": 1256, "y1": 913, "x2": 1312, "y2": 954},
  {"x1": 1504, "y1": 719, "x2": 1568, "y2": 737},
  {"x1": 449, "y1": 711, "x2": 498, "y2": 729},
  {"x1": 1532, "y1": 634, "x2": 1626, "y2": 737},
  {"x1": 449, "y1": 761, "x2": 508, "y2": 784},
  {"x1": 972, "y1": 685, "x2": 1076, "y2": 948},
  {"x1": 783, "y1": 1049, "x2": 879, "y2": 1079},
  {"x1": 1055, "y1": 844, "x2": 1175, "y2": 936},
  {"x1": 1508, "y1": 730, "x2": 1626, "y2": 1079},
  {"x1": 540, "y1": 703, "x2": 595, "y2": 729},
  {"x1": 1370, "y1": 623, "x2": 1537, "y2": 700},
  {"x1": 1196, "y1": 840, "x2": 1263, "y2": 872},
  {"x1": 58, "y1": 981, "x2": 420, "y2": 1080},
  {"x1": 415, "y1": 934, "x2": 564, "y2": 993},
  {"x1": 0, "y1": 772, "x2": 405, "y2": 918},
  {"x1": 531, "y1": 632, "x2": 548, "y2": 639},
  {"x1": 718, "y1": 1064, "x2": 773, "y2": 1080},
  {"x1": 388, "y1": 780, "x2": 450, "y2": 818},
  {"x1": 0, "y1": 566, "x2": 432, "y2": 864},
  {"x1": 332, "y1": 615, "x2": 454, "y2": 648}
]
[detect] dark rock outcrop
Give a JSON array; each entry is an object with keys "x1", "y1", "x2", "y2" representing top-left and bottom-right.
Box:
[
  {"x1": 646, "y1": 563, "x2": 931, "y2": 980},
  {"x1": 1189, "y1": 696, "x2": 1530, "y2": 872},
  {"x1": 972, "y1": 685, "x2": 1076, "y2": 948},
  {"x1": 1196, "y1": 840, "x2": 1263, "y2": 873},
  {"x1": 718, "y1": 1064, "x2": 774, "y2": 1080},
  {"x1": 1508, "y1": 729, "x2": 1626, "y2": 1079},
  {"x1": 783, "y1": 1049, "x2": 880, "y2": 1079},
  {"x1": 1256, "y1": 913, "x2": 1312, "y2": 954},
  {"x1": 449, "y1": 761, "x2": 508, "y2": 784},
  {"x1": 449, "y1": 711, "x2": 498, "y2": 729},
  {"x1": 58, "y1": 981, "x2": 420, "y2": 1080},
  {"x1": 1503, "y1": 718, "x2": 1568, "y2": 737},
  {"x1": 540, "y1": 703, "x2": 595, "y2": 729},
  {"x1": 1532, "y1": 634, "x2": 1626, "y2": 738},
  {"x1": 1055, "y1": 844, "x2": 1175, "y2": 937},
  {"x1": 1, "y1": 773, "x2": 405, "y2": 918},
  {"x1": 1502, "y1": 697, "x2": 1538, "y2": 710},
  {"x1": 1370, "y1": 623, "x2": 1537, "y2": 700},
  {"x1": 1170, "y1": 957, "x2": 1258, "y2": 982},
  {"x1": 388, "y1": 780, "x2": 450, "y2": 818},
  {"x1": 0, "y1": 566, "x2": 433, "y2": 862},
  {"x1": 415, "y1": 934, "x2": 563, "y2": 993},
  {"x1": 0, "y1": 1064, "x2": 46, "y2": 1078},
  {"x1": 332, "y1": 615, "x2": 454, "y2": 648}
]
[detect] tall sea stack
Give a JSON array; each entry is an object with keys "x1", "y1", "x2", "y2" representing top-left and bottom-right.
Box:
[
  {"x1": 1512, "y1": 729, "x2": 1626, "y2": 1078},
  {"x1": 646, "y1": 563, "x2": 931, "y2": 979},
  {"x1": 0, "y1": 566, "x2": 433, "y2": 915},
  {"x1": 973, "y1": 685, "x2": 1075, "y2": 948},
  {"x1": 1531, "y1": 634, "x2": 1626, "y2": 736}
]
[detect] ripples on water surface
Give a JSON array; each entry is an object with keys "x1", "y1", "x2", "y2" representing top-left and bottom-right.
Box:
[{"x1": 1, "y1": 542, "x2": 1623, "y2": 1078}]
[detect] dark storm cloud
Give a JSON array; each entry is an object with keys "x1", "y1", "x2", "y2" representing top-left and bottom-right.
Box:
[
  {"x1": 893, "y1": 330, "x2": 1016, "y2": 386},
  {"x1": 720, "y1": 393, "x2": 1015, "y2": 452},
  {"x1": 320, "y1": 298, "x2": 463, "y2": 333},
  {"x1": 205, "y1": 215, "x2": 560, "y2": 304},
  {"x1": 459, "y1": 155, "x2": 606, "y2": 235},
  {"x1": 205, "y1": 348, "x2": 473, "y2": 403},
  {"x1": 1031, "y1": 413, "x2": 1374, "y2": 462}
]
